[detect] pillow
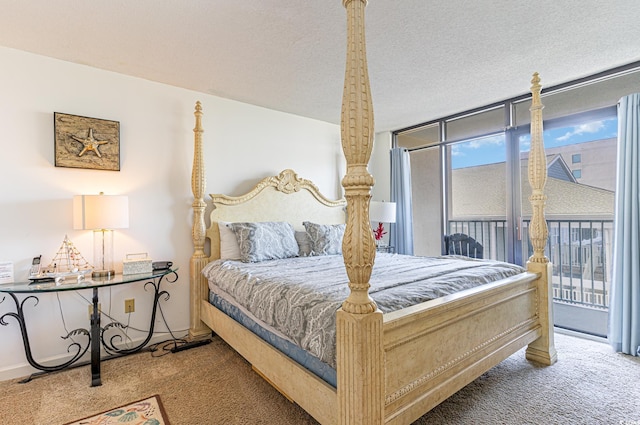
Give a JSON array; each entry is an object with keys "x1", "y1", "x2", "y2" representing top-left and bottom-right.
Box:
[
  {"x1": 303, "y1": 222, "x2": 346, "y2": 256},
  {"x1": 229, "y1": 222, "x2": 299, "y2": 263},
  {"x1": 295, "y1": 231, "x2": 312, "y2": 257},
  {"x1": 218, "y1": 221, "x2": 241, "y2": 260}
]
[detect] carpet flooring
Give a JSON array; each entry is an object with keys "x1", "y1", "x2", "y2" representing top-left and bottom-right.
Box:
[{"x1": 0, "y1": 331, "x2": 637, "y2": 424}]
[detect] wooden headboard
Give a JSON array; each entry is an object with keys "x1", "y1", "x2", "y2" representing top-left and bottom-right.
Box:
[{"x1": 206, "y1": 168, "x2": 347, "y2": 262}]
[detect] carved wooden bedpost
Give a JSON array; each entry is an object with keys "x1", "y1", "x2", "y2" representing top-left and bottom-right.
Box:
[
  {"x1": 525, "y1": 74, "x2": 558, "y2": 365},
  {"x1": 337, "y1": 1, "x2": 384, "y2": 424},
  {"x1": 189, "y1": 101, "x2": 211, "y2": 340}
]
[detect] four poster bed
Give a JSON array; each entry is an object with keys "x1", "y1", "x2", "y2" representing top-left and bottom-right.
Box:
[{"x1": 188, "y1": 1, "x2": 557, "y2": 424}]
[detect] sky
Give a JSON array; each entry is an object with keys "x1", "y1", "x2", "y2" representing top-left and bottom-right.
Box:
[{"x1": 451, "y1": 117, "x2": 618, "y2": 169}]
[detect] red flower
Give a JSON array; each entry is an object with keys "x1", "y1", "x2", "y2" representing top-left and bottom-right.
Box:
[{"x1": 373, "y1": 222, "x2": 386, "y2": 241}]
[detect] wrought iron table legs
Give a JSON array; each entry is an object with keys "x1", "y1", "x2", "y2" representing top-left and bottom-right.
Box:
[
  {"x1": 0, "y1": 293, "x2": 90, "y2": 383},
  {"x1": 91, "y1": 287, "x2": 101, "y2": 386},
  {"x1": 0, "y1": 271, "x2": 177, "y2": 386}
]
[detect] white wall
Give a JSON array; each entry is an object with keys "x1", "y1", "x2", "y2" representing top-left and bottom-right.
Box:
[
  {"x1": 0, "y1": 46, "x2": 344, "y2": 381},
  {"x1": 371, "y1": 131, "x2": 392, "y2": 202}
]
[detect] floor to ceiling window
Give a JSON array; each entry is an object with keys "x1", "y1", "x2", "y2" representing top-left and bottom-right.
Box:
[
  {"x1": 395, "y1": 62, "x2": 640, "y2": 337},
  {"x1": 447, "y1": 133, "x2": 508, "y2": 261}
]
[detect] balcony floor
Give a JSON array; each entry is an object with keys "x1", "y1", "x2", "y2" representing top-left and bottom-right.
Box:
[{"x1": 553, "y1": 301, "x2": 608, "y2": 338}]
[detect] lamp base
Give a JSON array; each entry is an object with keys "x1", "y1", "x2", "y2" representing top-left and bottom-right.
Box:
[{"x1": 92, "y1": 269, "x2": 115, "y2": 278}]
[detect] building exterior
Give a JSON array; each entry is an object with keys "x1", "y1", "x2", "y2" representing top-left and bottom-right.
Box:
[{"x1": 534, "y1": 138, "x2": 617, "y2": 191}]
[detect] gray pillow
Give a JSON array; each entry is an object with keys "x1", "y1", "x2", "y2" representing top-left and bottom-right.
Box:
[
  {"x1": 303, "y1": 221, "x2": 346, "y2": 256},
  {"x1": 230, "y1": 222, "x2": 299, "y2": 262},
  {"x1": 295, "y1": 231, "x2": 313, "y2": 257}
]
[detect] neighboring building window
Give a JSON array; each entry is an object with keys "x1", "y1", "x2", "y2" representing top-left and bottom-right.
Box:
[
  {"x1": 572, "y1": 169, "x2": 582, "y2": 178},
  {"x1": 572, "y1": 153, "x2": 581, "y2": 164}
]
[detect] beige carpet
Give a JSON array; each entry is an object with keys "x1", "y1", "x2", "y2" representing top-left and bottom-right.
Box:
[{"x1": 0, "y1": 332, "x2": 638, "y2": 424}]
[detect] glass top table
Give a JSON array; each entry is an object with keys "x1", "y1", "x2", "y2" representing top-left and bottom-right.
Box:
[
  {"x1": 0, "y1": 268, "x2": 178, "y2": 293},
  {"x1": 0, "y1": 267, "x2": 178, "y2": 386}
]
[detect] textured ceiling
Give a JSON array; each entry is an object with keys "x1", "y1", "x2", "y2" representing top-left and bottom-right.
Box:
[{"x1": 2, "y1": 1, "x2": 640, "y2": 132}]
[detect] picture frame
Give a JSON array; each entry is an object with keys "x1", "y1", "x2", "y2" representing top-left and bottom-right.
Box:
[{"x1": 54, "y1": 112, "x2": 120, "y2": 171}]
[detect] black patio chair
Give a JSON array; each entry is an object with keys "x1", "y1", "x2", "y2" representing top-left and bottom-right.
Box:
[{"x1": 444, "y1": 233, "x2": 483, "y2": 259}]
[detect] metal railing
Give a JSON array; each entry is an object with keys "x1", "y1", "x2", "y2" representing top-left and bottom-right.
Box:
[{"x1": 447, "y1": 219, "x2": 613, "y2": 310}]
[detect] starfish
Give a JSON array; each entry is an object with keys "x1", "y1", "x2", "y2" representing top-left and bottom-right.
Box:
[{"x1": 71, "y1": 128, "x2": 109, "y2": 157}]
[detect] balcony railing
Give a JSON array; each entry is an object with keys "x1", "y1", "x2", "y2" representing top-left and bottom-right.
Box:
[{"x1": 447, "y1": 219, "x2": 613, "y2": 310}]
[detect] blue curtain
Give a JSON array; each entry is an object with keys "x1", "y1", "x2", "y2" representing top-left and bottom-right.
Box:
[
  {"x1": 389, "y1": 148, "x2": 414, "y2": 255},
  {"x1": 608, "y1": 93, "x2": 640, "y2": 356}
]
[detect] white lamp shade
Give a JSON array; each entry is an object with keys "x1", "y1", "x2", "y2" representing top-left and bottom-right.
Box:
[
  {"x1": 73, "y1": 194, "x2": 129, "y2": 230},
  {"x1": 369, "y1": 201, "x2": 396, "y2": 223}
]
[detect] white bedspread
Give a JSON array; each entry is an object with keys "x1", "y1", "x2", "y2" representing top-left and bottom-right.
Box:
[{"x1": 202, "y1": 253, "x2": 525, "y2": 368}]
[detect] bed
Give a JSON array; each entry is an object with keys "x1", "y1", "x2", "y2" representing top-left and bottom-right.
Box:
[{"x1": 188, "y1": 2, "x2": 557, "y2": 424}]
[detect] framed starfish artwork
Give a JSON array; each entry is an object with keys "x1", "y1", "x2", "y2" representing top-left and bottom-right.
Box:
[{"x1": 54, "y1": 112, "x2": 120, "y2": 171}]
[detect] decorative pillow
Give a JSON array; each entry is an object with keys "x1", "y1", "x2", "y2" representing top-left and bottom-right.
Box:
[
  {"x1": 230, "y1": 222, "x2": 299, "y2": 263},
  {"x1": 218, "y1": 221, "x2": 241, "y2": 260},
  {"x1": 303, "y1": 222, "x2": 346, "y2": 256},
  {"x1": 295, "y1": 231, "x2": 313, "y2": 257}
]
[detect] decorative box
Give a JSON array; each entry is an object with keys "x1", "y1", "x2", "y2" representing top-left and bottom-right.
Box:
[{"x1": 123, "y1": 253, "x2": 153, "y2": 275}]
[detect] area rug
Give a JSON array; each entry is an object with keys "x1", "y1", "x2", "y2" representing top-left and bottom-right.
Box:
[{"x1": 64, "y1": 394, "x2": 169, "y2": 425}]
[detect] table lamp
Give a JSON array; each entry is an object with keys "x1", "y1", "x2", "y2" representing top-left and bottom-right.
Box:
[
  {"x1": 73, "y1": 193, "x2": 129, "y2": 278},
  {"x1": 369, "y1": 201, "x2": 396, "y2": 245}
]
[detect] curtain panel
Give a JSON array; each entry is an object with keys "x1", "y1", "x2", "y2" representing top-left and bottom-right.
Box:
[
  {"x1": 608, "y1": 93, "x2": 640, "y2": 356},
  {"x1": 389, "y1": 148, "x2": 414, "y2": 255}
]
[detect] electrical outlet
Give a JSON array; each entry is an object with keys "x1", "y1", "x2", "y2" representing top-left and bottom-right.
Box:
[
  {"x1": 124, "y1": 298, "x2": 135, "y2": 314},
  {"x1": 88, "y1": 303, "x2": 101, "y2": 319}
]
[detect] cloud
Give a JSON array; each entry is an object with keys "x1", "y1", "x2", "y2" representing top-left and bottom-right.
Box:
[
  {"x1": 451, "y1": 144, "x2": 463, "y2": 156},
  {"x1": 450, "y1": 135, "x2": 503, "y2": 157},
  {"x1": 556, "y1": 121, "x2": 605, "y2": 142},
  {"x1": 464, "y1": 135, "x2": 504, "y2": 149}
]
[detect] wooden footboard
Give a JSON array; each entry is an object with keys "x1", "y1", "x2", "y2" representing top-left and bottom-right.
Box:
[
  {"x1": 382, "y1": 272, "x2": 541, "y2": 424},
  {"x1": 199, "y1": 267, "x2": 553, "y2": 425}
]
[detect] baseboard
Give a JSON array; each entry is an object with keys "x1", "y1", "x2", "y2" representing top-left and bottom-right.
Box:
[{"x1": 0, "y1": 333, "x2": 184, "y2": 382}]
